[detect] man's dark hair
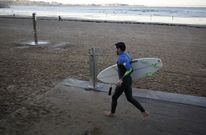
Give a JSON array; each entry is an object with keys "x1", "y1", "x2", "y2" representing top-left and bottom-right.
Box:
[{"x1": 115, "y1": 42, "x2": 126, "y2": 51}]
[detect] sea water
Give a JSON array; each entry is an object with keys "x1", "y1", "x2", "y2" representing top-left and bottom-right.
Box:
[{"x1": 0, "y1": 5, "x2": 206, "y2": 25}]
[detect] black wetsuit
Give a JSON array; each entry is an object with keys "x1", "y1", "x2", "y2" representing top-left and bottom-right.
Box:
[{"x1": 111, "y1": 52, "x2": 145, "y2": 113}]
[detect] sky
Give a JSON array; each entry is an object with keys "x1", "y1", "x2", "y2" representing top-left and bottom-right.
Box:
[{"x1": 30, "y1": 0, "x2": 206, "y2": 7}]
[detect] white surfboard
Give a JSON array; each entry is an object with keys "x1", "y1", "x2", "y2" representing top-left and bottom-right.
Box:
[{"x1": 97, "y1": 58, "x2": 163, "y2": 84}]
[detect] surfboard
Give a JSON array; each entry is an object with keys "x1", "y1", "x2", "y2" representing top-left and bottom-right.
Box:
[{"x1": 97, "y1": 58, "x2": 163, "y2": 84}]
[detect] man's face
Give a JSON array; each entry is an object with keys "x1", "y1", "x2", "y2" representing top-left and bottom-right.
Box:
[{"x1": 116, "y1": 48, "x2": 121, "y2": 55}]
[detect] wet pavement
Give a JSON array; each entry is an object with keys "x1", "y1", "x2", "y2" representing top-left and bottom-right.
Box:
[{"x1": 0, "y1": 78, "x2": 206, "y2": 135}]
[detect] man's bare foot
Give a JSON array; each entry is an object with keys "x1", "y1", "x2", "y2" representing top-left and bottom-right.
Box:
[
  {"x1": 142, "y1": 111, "x2": 149, "y2": 120},
  {"x1": 104, "y1": 111, "x2": 115, "y2": 117}
]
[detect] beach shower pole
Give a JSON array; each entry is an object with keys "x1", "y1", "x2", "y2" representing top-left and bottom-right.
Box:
[
  {"x1": 32, "y1": 13, "x2": 38, "y2": 45},
  {"x1": 89, "y1": 48, "x2": 98, "y2": 89}
]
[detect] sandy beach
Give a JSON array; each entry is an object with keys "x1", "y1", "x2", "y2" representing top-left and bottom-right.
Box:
[{"x1": 0, "y1": 17, "x2": 206, "y2": 120}]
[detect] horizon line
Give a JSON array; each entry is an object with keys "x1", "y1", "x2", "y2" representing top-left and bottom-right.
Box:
[{"x1": 6, "y1": 1, "x2": 206, "y2": 7}]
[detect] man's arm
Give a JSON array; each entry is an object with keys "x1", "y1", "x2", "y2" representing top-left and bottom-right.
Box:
[
  {"x1": 120, "y1": 68, "x2": 133, "y2": 80},
  {"x1": 117, "y1": 68, "x2": 132, "y2": 86}
]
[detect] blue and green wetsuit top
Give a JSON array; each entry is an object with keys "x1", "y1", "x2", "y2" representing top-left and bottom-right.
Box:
[{"x1": 117, "y1": 52, "x2": 133, "y2": 80}]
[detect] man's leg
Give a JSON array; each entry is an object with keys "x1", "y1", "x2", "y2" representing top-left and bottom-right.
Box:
[
  {"x1": 124, "y1": 85, "x2": 145, "y2": 112},
  {"x1": 124, "y1": 84, "x2": 149, "y2": 118},
  {"x1": 105, "y1": 85, "x2": 124, "y2": 117},
  {"x1": 111, "y1": 86, "x2": 124, "y2": 113}
]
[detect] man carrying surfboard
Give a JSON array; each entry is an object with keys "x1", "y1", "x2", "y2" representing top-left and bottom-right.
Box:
[{"x1": 104, "y1": 42, "x2": 149, "y2": 119}]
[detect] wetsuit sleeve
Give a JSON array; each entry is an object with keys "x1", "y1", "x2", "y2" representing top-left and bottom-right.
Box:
[
  {"x1": 118, "y1": 56, "x2": 133, "y2": 79},
  {"x1": 123, "y1": 68, "x2": 133, "y2": 77}
]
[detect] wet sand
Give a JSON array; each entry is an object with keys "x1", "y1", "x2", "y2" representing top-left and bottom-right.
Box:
[{"x1": 0, "y1": 17, "x2": 206, "y2": 120}]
